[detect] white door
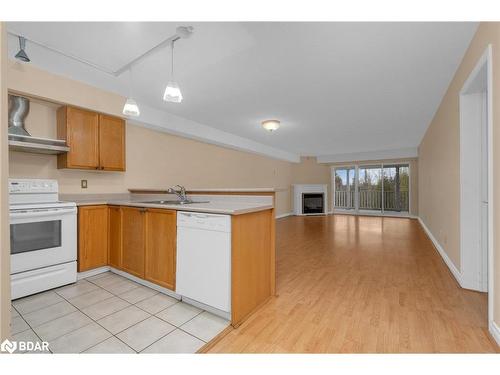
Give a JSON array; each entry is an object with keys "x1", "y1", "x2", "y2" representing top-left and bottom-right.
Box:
[
  {"x1": 480, "y1": 90, "x2": 488, "y2": 291},
  {"x1": 460, "y1": 89, "x2": 488, "y2": 292}
]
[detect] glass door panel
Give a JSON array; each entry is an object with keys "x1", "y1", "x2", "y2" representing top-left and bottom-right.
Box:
[
  {"x1": 358, "y1": 165, "x2": 382, "y2": 212},
  {"x1": 334, "y1": 167, "x2": 355, "y2": 210},
  {"x1": 383, "y1": 164, "x2": 409, "y2": 212}
]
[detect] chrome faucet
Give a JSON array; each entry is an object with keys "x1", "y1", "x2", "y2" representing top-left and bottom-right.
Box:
[{"x1": 167, "y1": 185, "x2": 191, "y2": 203}]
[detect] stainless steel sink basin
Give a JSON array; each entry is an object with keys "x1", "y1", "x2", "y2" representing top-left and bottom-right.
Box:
[{"x1": 138, "y1": 200, "x2": 209, "y2": 205}]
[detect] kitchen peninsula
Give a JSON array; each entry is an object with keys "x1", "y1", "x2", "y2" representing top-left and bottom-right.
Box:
[{"x1": 62, "y1": 189, "x2": 276, "y2": 328}]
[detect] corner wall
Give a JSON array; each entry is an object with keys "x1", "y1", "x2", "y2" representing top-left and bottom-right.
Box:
[
  {"x1": 0, "y1": 23, "x2": 11, "y2": 341},
  {"x1": 418, "y1": 22, "x2": 500, "y2": 327}
]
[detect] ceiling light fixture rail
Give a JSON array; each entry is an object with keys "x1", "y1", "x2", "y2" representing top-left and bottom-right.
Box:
[{"x1": 6, "y1": 26, "x2": 194, "y2": 77}]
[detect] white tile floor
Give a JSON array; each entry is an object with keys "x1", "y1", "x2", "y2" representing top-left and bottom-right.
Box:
[{"x1": 10, "y1": 272, "x2": 230, "y2": 354}]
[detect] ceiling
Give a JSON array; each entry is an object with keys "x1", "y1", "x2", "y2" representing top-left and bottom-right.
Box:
[{"x1": 6, "y1": 22, "x2": 478, "y2": 159}]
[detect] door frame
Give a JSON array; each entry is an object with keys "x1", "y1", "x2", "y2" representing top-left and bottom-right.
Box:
[{"x1": 459, "y1": 44, "x2": 494, "y2": 330}]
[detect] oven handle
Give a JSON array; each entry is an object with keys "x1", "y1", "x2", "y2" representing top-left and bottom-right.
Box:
[{"x1": 10, "y1": 207, "x2": 77, "y2": 219}]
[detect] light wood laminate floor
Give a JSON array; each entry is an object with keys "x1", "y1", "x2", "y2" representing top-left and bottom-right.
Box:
[{"x1": 209, "y1": 215, "x2": 498, "y2": 353}]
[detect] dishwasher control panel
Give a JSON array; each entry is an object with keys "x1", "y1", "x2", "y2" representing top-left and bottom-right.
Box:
[{"x1": 177, "y1": 211, "x2": 230, "y2": 232}]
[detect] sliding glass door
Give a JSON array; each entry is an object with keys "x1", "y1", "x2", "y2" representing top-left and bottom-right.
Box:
[
  {"x1": 334, "y1": 167, "x2": 355, "y2": 210},
  {"x1": 333, "y1": 163, "x2": 410, "y2": 215},
  {"x1": 383, "y1": 164, "x2": 409, "y2": 213},
  {"x1": 358, "y1": 165, "x2": 382, "y2": 212}
]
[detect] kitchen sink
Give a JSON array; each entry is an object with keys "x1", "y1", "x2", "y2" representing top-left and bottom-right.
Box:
[{"x1": 138, "y1": 200, "x2": 209, "y2": 205}]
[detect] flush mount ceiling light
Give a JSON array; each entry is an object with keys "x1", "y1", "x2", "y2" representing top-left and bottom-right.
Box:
[
  {"x1": 261, "y1": 119, "x2": 280, "y2": 132},
  {"x1": 123, "y1": 68, "x2": 140, "y2": 117},
  {"x1": 15, "y1": 36, "x2": 30, "y2": 63}
]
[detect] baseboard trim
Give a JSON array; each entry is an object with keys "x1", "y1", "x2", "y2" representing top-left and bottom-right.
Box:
[
  {"x1": 197, "y1": 325, "x2": 233, "y2": 353},
  {"x1": 417, "y1": 217, "x2": 463, "y2": 286},
  {"x1": 276, "y1": 212, "x2": 293, "y2": 219},
  {"x1": 490, "y1": 321, "x2": 500, "y2": 346},
  {"x1": 332, "y1": 210, "x2": 416, "y2": 219},
  {"x1": 182, "y1": 296, "x2": 230, "y2": 320},
  {"x1": 77, "y1": 266, "x2": 110, "y2": 280},
  {"x1": 109, "y1": 267, "x2": 181, "y2": 300}
]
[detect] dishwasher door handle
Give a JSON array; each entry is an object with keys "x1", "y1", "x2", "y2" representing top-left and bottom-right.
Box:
[
  {"x1": 181, "y1": 212, "x2": 210, "y2": 218},
  {"x1": 192, "y1": 214, "x2": 210, "y2": 219}
]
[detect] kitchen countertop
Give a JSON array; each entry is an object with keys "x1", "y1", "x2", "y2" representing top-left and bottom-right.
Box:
[
  {"x1": 128, "y1": 187, "x2": 283, "y2": 194},
  {"x1": 60, "y1": 194, "x2": 274, "y2": 215}
]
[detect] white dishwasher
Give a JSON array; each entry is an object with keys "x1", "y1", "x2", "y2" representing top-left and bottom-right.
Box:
[{"x1": 176, "y1": 211, "x2": 231, "y2": 314}]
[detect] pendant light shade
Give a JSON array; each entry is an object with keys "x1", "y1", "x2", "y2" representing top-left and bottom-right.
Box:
[
  {"x1": 261, "y1": 119, "x2": 280, "y2": 132},
  {"x1": 15, "y1": 36, "x2": 30, "y2": 63},
  {"x1": 123, "y1": 98, "x2": 140, "y2": 116},
  {"x1": 163, "y1": 40, "x2": 183, "y2": 103},
  {"x1": 123, "y1": 68, "x2": 140, "y2": 117},
  {"x1": 163, "y1": 81, "x2": 183, "y2": 103}
]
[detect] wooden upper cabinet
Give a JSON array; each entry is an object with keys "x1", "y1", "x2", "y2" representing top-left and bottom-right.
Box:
[
  {"x1": 57, "y1": 106, "x2": 125, "y2": 171},
  {"x1": 99, "y1": 114, "x2": 126, "y2": 171},
  {"x1": 121, "y1": 206, "x2": 145, "y2": 278},
  {"x1": 108, "y1": 206, "x2": 122, "y2": 270},
  {"x1": 145, "y1": 209, "x2": 177, "y2": 290},
  {"x1": 78, "y1": 205, "x2": 109, "y2": 272},
  {"x1": 58, "y1": 106, "x2": 99, "y2": 169}
]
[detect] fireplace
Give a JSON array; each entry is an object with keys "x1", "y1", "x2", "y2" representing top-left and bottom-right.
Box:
[
  {"x1": 302, "y1": 193, "x2": 325, "y2": 214},
  {"x1": 293, "y1": 184, "x2": 328, "y2": 216}
]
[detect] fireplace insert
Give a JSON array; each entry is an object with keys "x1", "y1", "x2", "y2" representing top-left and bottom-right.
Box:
[{"x1": 302, "y1": 193, "x2": 325, "y2": 214}]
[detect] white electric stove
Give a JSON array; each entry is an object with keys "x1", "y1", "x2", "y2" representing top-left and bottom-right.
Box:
[{"x1": 9, "y1": 179, "x2": 77, "y2": 299}]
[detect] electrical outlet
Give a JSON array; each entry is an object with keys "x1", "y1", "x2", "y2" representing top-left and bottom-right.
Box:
[{"x1": 81, "y1": 180, "x2": 88, "y2": 189}]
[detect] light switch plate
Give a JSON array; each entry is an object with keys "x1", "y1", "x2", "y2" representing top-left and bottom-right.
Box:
[{"x1": 81, "y1": 180, "x2": 88, "y2": 189}]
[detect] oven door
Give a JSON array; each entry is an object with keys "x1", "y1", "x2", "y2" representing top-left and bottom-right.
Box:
[{"x1": 10, "y1": 207, "x2": 77, "y2": 274}]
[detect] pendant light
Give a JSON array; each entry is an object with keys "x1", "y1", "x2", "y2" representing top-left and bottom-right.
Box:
[
  {"x1": 123, "y1": 68, "x2": 140, "y2": 117},
  {"x1": 163, "y1": 40, "x2": 183, "y2": 103},
  {"x1": 261, "y1": 119, "x2": 280, "y2": 132},
  {"x1": 15, "y1": 36, "x2": 30, "y2": 63}
]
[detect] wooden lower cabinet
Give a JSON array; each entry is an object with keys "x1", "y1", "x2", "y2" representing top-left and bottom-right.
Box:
[
  {"x1": 231, "y1": 209, "x2": 273, "y2": 326},
  {"x1": 108, "y1": 206, "x2": 122, "y2": 269},
  {"x1": 145, "y1": 209, "x2": 176, "y2": 290},
  {"x1": 121, "y1": 206, "x2": 146, "y2": 278},
  {"x1": 78, "y1": 205, "x2": 178, "y2": 291},
  {"x1": 78, "y1": 205, "x2": 109, "y2": 272}
]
